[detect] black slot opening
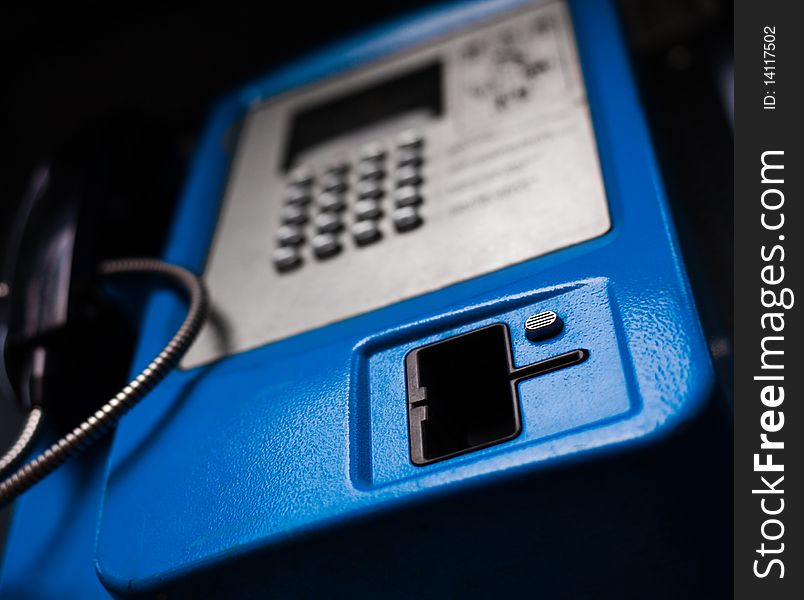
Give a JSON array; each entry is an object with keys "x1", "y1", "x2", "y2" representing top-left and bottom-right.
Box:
[{"x1": 406, "y1": 324, "x2": 521, "y2": 466}]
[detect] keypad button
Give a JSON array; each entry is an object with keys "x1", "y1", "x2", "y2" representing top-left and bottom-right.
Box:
[
  {"x1": 312, "y1": 233, "x2": 342, "y2": 259},
  {"x1": 394, "y1": 186, "x2": 423, "y2": 208},
  {"x1": 356, "y1": 160, "x2": 385, "y2": 181},
  {"x1": 316, "y1": 192, "x2": 346, "y2": 212},
  {"x1": 280, "y1": 204, "x2": 308, "y2": 225},
  {"x1": 273, "y1": 246, "x2": 302, "y2": 271},
  {"x1": 393, "y1": 206, "x2": 423, "y2": 232},
  {"x1": 352, "y1": 220, "x2": 382, "y2": 246},
  {"x1": 356, "y1": 180, "x2": 384, "y2": 200},
  {"x1": 314, "y1": 212, "x2": 343, "y2": 234},
  {"x1": 397, "y1": 129, "x2": 424, "y2": 150},
  {"x1": 354, "y1": 199, "x2": 383, "y2": 221},
  {"x1": 320, "y1": 172, "x2": 348, "y2": 194},
  {"x1": 360, "y1": 143, "x2": 386, "y2": 162},
  {"x1": 397, "y1": 147, "x2": 423, "y2": 168},
  {"x1": 396, "y1": 166, "x2": 423, "y2": 187},
  {"x1": 277, "y1": 224, "x2": 305, "y2": 246},
  {"x1": 287, "y1": 166, "x2": 314, "y2": 187},
  {"x1": 324, "y1": 162, "x2": 349, "y2": 177},
  {"x1": 285, "y1": 186, "x2": 312, "y2": 206}
]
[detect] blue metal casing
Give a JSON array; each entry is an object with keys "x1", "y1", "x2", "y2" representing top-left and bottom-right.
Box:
[{"x1": 0, "y1": 0, "x2": 714, "y2": 597}]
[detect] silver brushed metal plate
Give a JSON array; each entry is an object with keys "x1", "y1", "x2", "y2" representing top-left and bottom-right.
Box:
[{"x1": 184, "y1": 0, "x2": 610, "y2": 367}]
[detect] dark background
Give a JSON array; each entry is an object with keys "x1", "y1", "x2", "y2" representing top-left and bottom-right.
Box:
[
  {"x1": 734, "y1": 1, "x2": 803, "y2": 597},
  {"x1": 0, "y1": 0, "x2": 733, "y2": 582}
]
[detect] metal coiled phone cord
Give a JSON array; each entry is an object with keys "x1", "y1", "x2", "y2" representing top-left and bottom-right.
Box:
[
  {"x1": 0, "y1": 258, "x2": 208, "y2": 507},
  {"x1": 0, "y1": 407, "x2": 44, "y2": 476}
]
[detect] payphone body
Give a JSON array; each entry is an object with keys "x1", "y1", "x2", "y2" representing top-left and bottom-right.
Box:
[{"x1": 0, "y1": 0, "x2": 728, "y2": 597}]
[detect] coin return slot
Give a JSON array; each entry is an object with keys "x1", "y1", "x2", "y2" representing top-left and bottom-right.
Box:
[
  {"x1": 405, "y1": 323, "x2": 589, "y2": 466},
  {"x1": 405, "y1": 325, "x2": 519, "y2": 465}
]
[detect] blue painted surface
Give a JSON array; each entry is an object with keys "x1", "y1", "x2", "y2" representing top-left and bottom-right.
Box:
[
  {"x1": 0, "y1": 440, "x2": 113, "y2": 599},
  {"x1": 0, "y1": 0, "x2": 714, "y2": 597},
  {"x1": 361, "y1": 279, "x2": 634, "y2": 488}
]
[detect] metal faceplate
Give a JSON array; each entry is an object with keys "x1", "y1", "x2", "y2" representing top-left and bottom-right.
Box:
[{"x1": 185, "y1": 0, "x2": 610, "y2": 367}]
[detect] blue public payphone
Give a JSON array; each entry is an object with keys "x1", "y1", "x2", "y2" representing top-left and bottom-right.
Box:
[{"x1": 0, "y1": 1, "x2": 730, "y2": 597}]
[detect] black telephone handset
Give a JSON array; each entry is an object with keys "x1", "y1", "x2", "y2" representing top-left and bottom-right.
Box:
[
  {"x1": 0, "y1": 160, "x2": 133, "y2": 482},
  {"x1": 0, "y1": 121, "x2": 187, "y2": 476}
]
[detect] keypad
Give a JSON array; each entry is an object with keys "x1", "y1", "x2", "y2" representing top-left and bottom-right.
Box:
[
  {"x1": 314, "y1": 212, "x2": 343, "y2": 234},
  {"x1": 355, "y1": 179, "x2": 384, "y2": 200},
  {"x1": 273, "y1": 246, "x2": 302, "y2": 271},
  {"x1": 273, "y1": 129, "x2": 426, "y2": 272},
  {"x1": 280, "y1": 204, "x2": 308, "y2": 225},
  {"x1": 352, "y1": 220, "x2": 382, "y2": 246},
  {"x1": 393, "y1": 186, "x2": 422, "y2": 208},
  {"x1": 360, "y1": 143, "x2": 386, "y2": 162},
  {"x1": 396, "y1": 165, "x2": 423, "y2": 188},
  {"x1": 356, "y1": 161, "x2": 385, "y2": 181},
  {"x1": 392, "y1": 206, "x2": 423, "y2": 232},
  {"x1": 320, "y1": 172, "x2": 348, "y2": 194},
  {"x1": 285, "y1": 185, "x2": 312, "y2": 206},
  {"x1": 397, "y1": 148, "x2": 423, "y2": 168},
  {"x1": 287, "y1": 166, "x2": 314, "y2": 187},
  {"x1": 354, "y1": 199, "x2": 383, "y2": 221},
  {"x1": 311, "y1": 233, "x2": 342, "y2": 259},
  {"x1": 277, "y1": 224, "x2": 305, "y2": 246},
  {"x1": 397, "y1": 129, "x2": 424, "y2": 150},
  {"x1": 316, "y1": 192, "x2": 346, "y2": 212}
]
